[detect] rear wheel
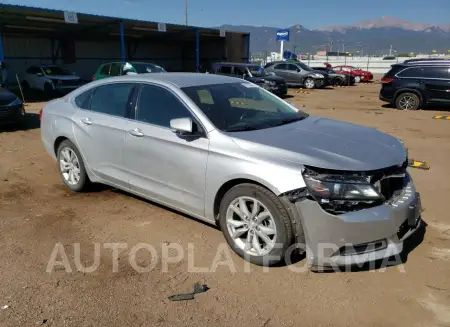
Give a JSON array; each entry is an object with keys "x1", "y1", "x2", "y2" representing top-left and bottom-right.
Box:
[
  {"x1": 354, "y1": 76, "x2": 361, "y2": 83},
  {"x1": 57, "y1": 140, "x2": 91, "y2": 192},
  {"x1": 333, "y1": 77, "x2": 344, "y2": 86},
  {"x1": 395, "y1": 92, "x2": 420, "y2": 110},
  {"x1": 218, "y1": 183, "x2": 294, "y2": 266},
  {"x1": 304, "y1": 78, "x2": 316, "y2": 89}
]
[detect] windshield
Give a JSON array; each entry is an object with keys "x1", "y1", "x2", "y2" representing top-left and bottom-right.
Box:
[
  {"x1": 297, "y1": 62, "x2": 312, "y2": 71},
  {"x1": 181, "y1": 82, "x2": 309, "y2": 132},
  {"x1": 42, "y1": 66, "x2": 71, "y2": 75},
  {"x1": 132, "y1": 63, "x2": 166, "y2": 73},
  {"x1": 248, "y1": 66, "x2": 268, "y2": 77}
]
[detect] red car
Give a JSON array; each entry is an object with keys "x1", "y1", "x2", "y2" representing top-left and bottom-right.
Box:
[{"x1": 332, "y1": 65, "x2": 373, "y2": 83}]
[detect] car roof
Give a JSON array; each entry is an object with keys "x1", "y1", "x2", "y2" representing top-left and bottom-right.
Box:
[
  {"x1": 401, "y1": 59, "x2": 450, "y2": 65},
  {"x1": 212, "y1": 62, "x2": 259, "y2": 67},
  {"x1": 101, "y1": 61, "x2": 159, "y2": 65},
  {"x1": 92, "y1": 72, "x2": 243, "y2": 88}
]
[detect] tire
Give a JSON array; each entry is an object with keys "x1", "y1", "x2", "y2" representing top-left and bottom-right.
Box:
[
  {"x1": 56, "y1": 139, "x2": 91, "y2": 192},
  {"x1": 395, "y1": 92, "x2": 420, "y2": 110},
  {"x1": 333, "y1": 77, "x2": 344, "y2": 86},
  {"x1": 354, "y1": 76, "x2": 361, "y2": 83},
  {"x1": 218, "y1": 183, "x2": 294, "y2": 266},
  {"x1": 44, "y1": 83, "x2": 54, "y2": 96},
  {"x1": 304, "y1": 78, "x2": 316, "y2": 89},
  {"x1": 22, "y1": 81, "x2": 30, "y2": 91}
]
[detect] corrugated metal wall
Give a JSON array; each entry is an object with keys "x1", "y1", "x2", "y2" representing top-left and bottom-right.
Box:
[{"x1": 1, "y1": 33, "x2": 241, "y2": 84}]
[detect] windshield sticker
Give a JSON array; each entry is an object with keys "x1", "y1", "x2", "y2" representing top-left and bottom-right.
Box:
[
  {"x1": 44, "y1": 69, "x2": 52, "y2": 74},
  {"x1": 241, "y1": 82, "x2": 258, "y2": 88}
]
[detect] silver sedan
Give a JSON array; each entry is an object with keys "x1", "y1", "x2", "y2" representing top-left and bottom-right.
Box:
[{"x1": 40, "y1": 73, "x2": 422, "y2": 270}]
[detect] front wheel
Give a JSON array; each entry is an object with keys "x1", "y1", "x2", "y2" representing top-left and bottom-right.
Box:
[
  {"x1": 218, "y1": 184, "x2": 294, "y2": 266},
  {"x1": 395, "y1": 92, "x2": 420, "y2": 110},
  {"x1": 354, "y1": 76, "x2": 361, "y2": 83},
  {"x1": 44, "y1": 83, "x2": 54, "y2": 96},
  {"x1": 57, "y1": 140, "x2": 91, "y2": 192},
  {"x1": 304, "y1": 78, "x2": 316, "y2": 89}
]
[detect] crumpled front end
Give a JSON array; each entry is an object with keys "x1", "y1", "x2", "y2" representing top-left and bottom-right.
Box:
[{"x1": 283, "y1": 160, "x2": 423, "y2": 271}]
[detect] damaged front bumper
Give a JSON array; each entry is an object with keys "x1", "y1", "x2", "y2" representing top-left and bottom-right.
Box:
[{"x1": 286, "y1": 176, "x2": 422, "y2": 270}]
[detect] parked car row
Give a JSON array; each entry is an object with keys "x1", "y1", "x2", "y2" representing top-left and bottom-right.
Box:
[{"x1": 21, "y1": 61, "x2": 167, "y2": 96}]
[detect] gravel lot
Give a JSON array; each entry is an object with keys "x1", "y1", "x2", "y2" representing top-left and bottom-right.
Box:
[{"x1": 0, "y1": 82, "x2": 449, "y2": 327}]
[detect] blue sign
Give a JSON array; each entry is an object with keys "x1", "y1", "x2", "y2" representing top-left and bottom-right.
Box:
[{"x1": 276, "y1": 29, "x2": 290, "y2": 41}]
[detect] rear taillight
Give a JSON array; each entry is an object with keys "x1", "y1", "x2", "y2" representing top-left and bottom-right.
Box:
[
  {"x1": 91, "y1": 76, "x2": 95, "y2": 81},
  {"x1": 381, "y1": 77, "x2": 395, "y2": 84},
  {"x1": 39, "y1": 109, "x2": 43, "y2": 120}
]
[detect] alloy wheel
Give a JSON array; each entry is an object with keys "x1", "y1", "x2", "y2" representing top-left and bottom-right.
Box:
[
  {"x1": 226, "y1": 196, "x2": 277, "y2": 257},
  {"x1": 398, "y1": 95, "x2": 417, "y2": 110},
  {"x1": 59, "y1": 147, "x2": 81, "y2": 186}
]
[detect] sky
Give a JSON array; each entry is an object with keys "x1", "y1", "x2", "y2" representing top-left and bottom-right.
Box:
[{"x1": 0, "y1": 0, "x2": 448, "y2": 28}]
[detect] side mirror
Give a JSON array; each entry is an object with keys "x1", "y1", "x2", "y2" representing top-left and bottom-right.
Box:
[{"x1": 170, "y1": 117, "x2": 193, "y2": 134}]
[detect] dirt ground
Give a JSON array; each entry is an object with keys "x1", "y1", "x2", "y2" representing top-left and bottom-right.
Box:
[{"x1": 0, "y1": 82, "x2": 449, "y2": 327}]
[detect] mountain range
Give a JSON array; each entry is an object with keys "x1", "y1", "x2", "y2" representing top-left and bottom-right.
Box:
[{"x1": 218, "y1": 17, "x2": 450, "y2": 55}]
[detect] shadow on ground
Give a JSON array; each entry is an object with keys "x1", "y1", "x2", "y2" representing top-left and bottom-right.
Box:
[{"x1": 0, "y1": 113, "x2": 40, "y2": 132}]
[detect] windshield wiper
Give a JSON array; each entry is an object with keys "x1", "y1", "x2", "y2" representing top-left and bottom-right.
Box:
[
  {"x1": 225, "y1": 125, "x2": 261, "y2": 132},
  {"x1": 271, "y1": 116, "x2": 306, "y2": 127}
]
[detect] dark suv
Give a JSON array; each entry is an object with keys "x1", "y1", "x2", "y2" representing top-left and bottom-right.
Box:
[
  {"x1": 380, "y1": 60, "x2": 450, "y2": 110},
  {"x1": 211, "y1": 62, "x2": 287, "y2": 97}
]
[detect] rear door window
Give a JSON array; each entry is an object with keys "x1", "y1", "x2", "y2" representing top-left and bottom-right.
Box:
[
  {"x1": 421, "y1": 67, "x2": 449, "y2": 79},
  {"x1": 74, "y1": 89, "x2": 93, "y2": 110},
  {"x1": 274, "y1": 63, "x2": 288, "y2": 70},
  {"x1": 99, "y1": 64, "x2": 110, "y2": 75},
  {"x1": 233, "y1": 66, "x2": 247, "y2": 76},
  {"x1": 109, "y1": 63, "x2": 121, "y2": 76},
  {"x1": 396, "y1": 67, "x2": 449, "y2": 78},
  {"x1": 218, "y1": 66, "x2": 232, "y2": 74},
  {"x1": 90, "y1": 83, "x2": 135, "y2": 117},
  {"x1": 286, "y1": 64, "x2": 299, "y2": 71}
]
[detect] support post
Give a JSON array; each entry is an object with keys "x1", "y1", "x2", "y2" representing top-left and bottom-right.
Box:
[
  {"x1": 0, "y1": 30, "x2": 4, "y2": 62},
  {"x1": 245, "y1": 33, "x2": 250, "y2": 63},
  {"x1": 195, "y1": 29, "x2": 200, "y2": 72},
  {"x1": 120, "y1": 21, "x2": 125, "y2": 62},
  {"x1": 280, "y1": 40, "x2": 284, "y2": 60}
]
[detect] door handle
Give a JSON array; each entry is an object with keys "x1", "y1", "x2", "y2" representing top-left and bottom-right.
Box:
[
  {"x1": 81, "y1": 117, "x2": 92, "y2": 125},
  {"x1": 128, "y1": 128, "x2": 144, "y2": 137}
]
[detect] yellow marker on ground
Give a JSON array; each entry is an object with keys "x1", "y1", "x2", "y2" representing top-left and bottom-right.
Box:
[
  {"x1": 432, "y1": 115, "x2": 450, "y2": 120},
  {"x1": 408, "y1": 159, "x2": 430, "y2": 170}
]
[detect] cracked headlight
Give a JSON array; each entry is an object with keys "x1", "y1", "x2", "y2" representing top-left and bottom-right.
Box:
[{"x1": 302, "y1": 169, "x2": 383, "y2": 203}]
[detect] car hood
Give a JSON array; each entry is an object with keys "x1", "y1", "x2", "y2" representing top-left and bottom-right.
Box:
[
  {"x1": 0, "y1": 87, "x2": 19, "y2": 106},
  {"x1": 46, "y1": 75, "x2": 80, "y2": 80},
  {"x1": 230, "y1": 116, "x2": 406, "y2": 171}
]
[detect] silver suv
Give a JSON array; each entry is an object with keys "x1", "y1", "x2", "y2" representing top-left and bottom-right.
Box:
[{"x1": 41, "y1": 73, "x2": 422, "y2": 270}]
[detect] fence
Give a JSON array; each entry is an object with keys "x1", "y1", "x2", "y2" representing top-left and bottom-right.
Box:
[{"x1": 250, "y1": 55, "x2": 450, "y2": 74}]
